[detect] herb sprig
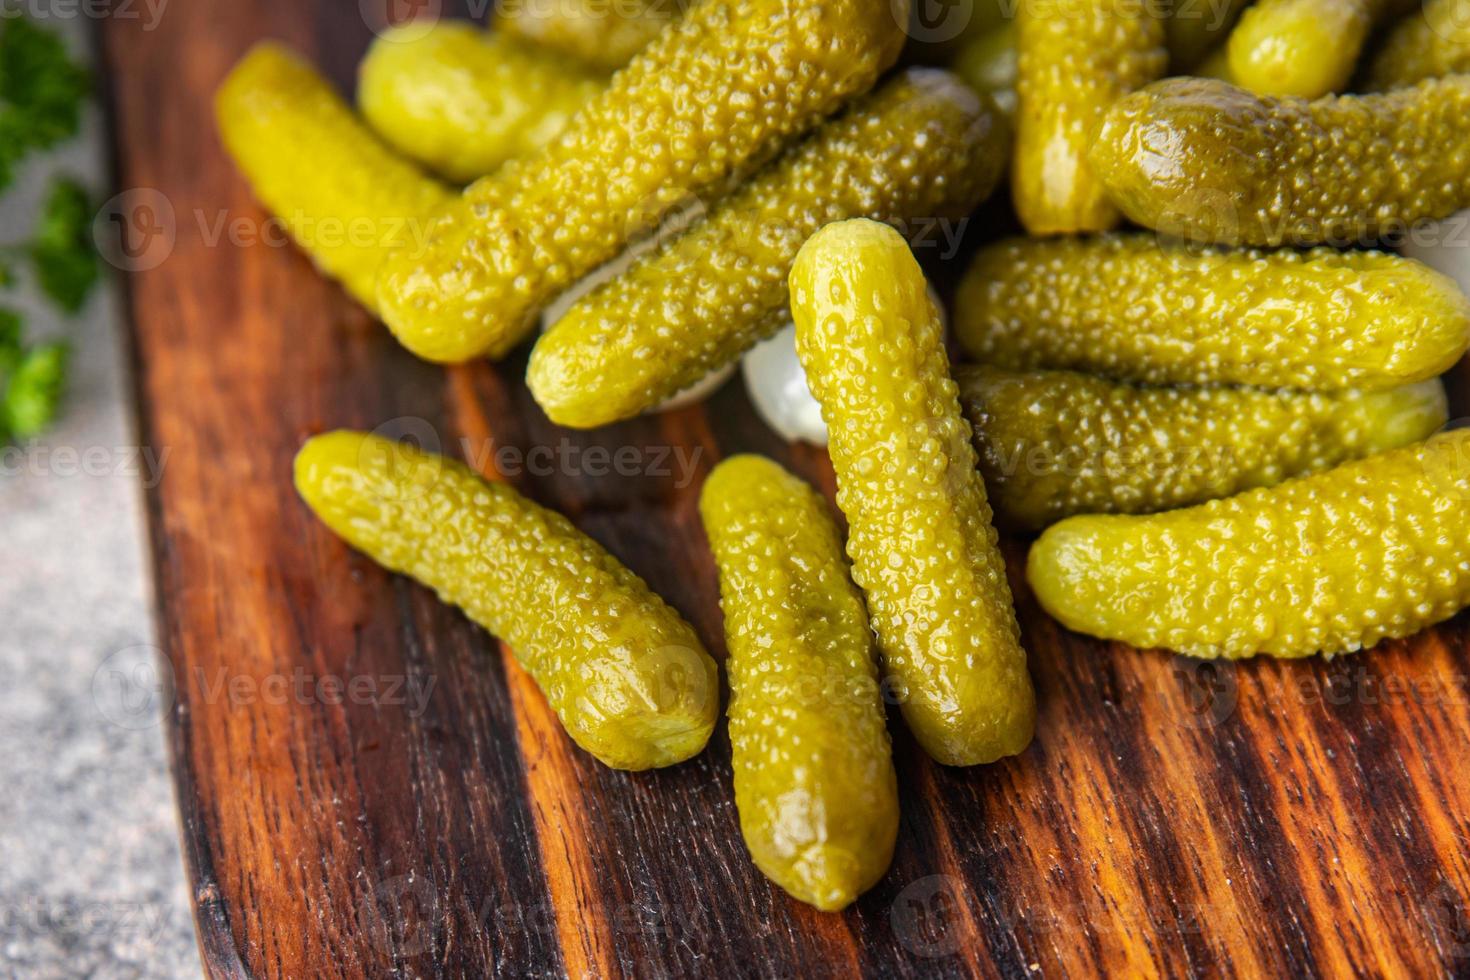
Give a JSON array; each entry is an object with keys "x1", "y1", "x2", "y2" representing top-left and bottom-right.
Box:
[{"x1": 0, "y1": 11, "x2": 97, "y2": 443}]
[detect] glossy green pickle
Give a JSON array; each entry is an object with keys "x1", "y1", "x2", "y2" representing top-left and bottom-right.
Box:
[
  {"x1": 954, "y1": 234, "x2": 1470, "y2": 389},
  {"x1": 792, "y1": 219, "x2": 1035, "y2": 767},
  {"x1": 700, "y1": 455, "x2": 898, "y2": 911},
  {"x1": 1367, "y1": 0, "x2": 1470, "y2": 89},
  {"x1": 497, "y1": 0, "x2": 675, "y2": 71},
  {"x1": 1090, "y1": 76, "x2": 1470, "y2": 247},
  {"x1": 528, "y1": 68, "x2": 1007, "y2": 429},
  {"x1": 1013, "y1": 0, "x2": 1166, "y2": 233},
  {"x1": 1029, "y1": 430, "x2": 1470, "y2": 659},
  {"x1": 358, "y1": 22, "x2": 603, "y2": 183},
  {"x1": 1225, "y1": 0, "x2": 1395, "y2": 98},
  {"x1": 294, "y1": 431, "x2": 718, "y2": 770},
  {"x1": 376, "y1": 0, "x2": 905, "y2": 363},
  {"x1": 215, "y1": 43, "x2": 452, "y2": 312},
  {"x1": 956, "y1": 365, "x2": 1448, "y2": 531}
]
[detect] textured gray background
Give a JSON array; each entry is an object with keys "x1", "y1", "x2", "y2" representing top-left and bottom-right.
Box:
[{"x1": 0, "y1": 15, "x2": 199, "y2": 980}]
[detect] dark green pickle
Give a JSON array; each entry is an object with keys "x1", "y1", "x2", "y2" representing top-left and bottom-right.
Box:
[{"x1": 1090, "y1": 76, "x2": 1470, "y2": 247}]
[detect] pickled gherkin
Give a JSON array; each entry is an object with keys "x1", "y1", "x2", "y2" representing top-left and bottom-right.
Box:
[
  {"x1": 1089, "y1": 76, "x2": 1470, "y2": 247},
  {"x1": 1366, "y1": 0, "x2": 1470, "y2": 89},
  {"x1": 700, "y1": 455, "x2": 898, "y2": 911},
  {"x1": 1163, "y1": 0, "x2": 1251, "y2": 71},
  {"x1": 294, "y1": 431, "x2": 718, "y2": 770},
  {"x1": 1013, "y1": 0, "x2": 1166, "y2": 234},
  {"x1": 358, "y1": 23, "x2": 602, "y2": 183},
  {"x1": 376, "y1": 0, "x2": 906, "y2": 363},
  {"x1": 956, "y1": 365, "x2": 1448, "y2": 531},
  {"x1": 215, "y1": 43, "x2": 453, "y2": 312},
  {"x1": 954, "y1": 234, "x2": 1470, "y2": 390},
  {"x1": 1028, "y1": 430, "x2": 1470, "y2": 659},
  {"x1": 952, "y1": 22, "x2": 1017, "y2": 116},
  {"x1": 497, "y1": 0, "x2": 676, "y2": 71},
  {"x1": 529, "y1": 69, "x2": 1007, "y2": 429},
  {"x1": 1225, "y1": 0, "x2": 1396, "y2": 98},
  {"x1": 791, "y1": 219, "x2": 1035, "y2": 767}
]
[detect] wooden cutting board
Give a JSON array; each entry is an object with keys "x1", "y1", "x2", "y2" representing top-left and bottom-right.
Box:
[{"x1": 100, "y1": 2, "x2": 1470, "y2": 976}]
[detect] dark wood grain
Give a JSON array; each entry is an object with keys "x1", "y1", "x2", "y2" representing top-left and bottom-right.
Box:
[{"x1": 100, "y1": 2, "x2": 1470, "y2": 976}]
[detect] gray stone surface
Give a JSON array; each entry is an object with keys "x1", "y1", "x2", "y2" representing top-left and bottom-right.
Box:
[{"x1": 0, "y1": 16, "x2": 199, "y2": 980}]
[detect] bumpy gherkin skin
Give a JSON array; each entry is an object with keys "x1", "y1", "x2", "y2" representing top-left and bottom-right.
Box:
[
  {"x1": 1367, "y1": 0, "x2": 1470, "y2": 89},
  {"x1": 497, "y1": 0, "x2": 675, "y2": 71},
  {"x1": 376, "y1": 0, "x2": 907, "y2": 364},
  {"x1": 1090, "y1": 76, "x2": 1470, "y2": 247},
  {"x1": 1029, "y1": 430, "x2": 1470, "y2": 659},
  {"x1": 956, "y1": 365, "x2": 1448, "y2": 531},
  {"x1": 1225, "y1": 0, "x2": 1393, "y2": 98},
  {"x1": 953, "y1": 233, "x2": 1470, "y2": 389},
  {"x1": 699, "y1": 455, "x2": 898, "y2": 911},
  {"x1": 215, "y1": 43, "x2": 453, "y2": 312},
  {"x1": 1013, "y1": 0, "x2": 1166, "y2": 234},
  {"x1": 358, "y1": 23, "x2": 603, "y2": 183},
  {"x1": 528, "y1": 69, "x2": 1007, "y2": 429},
  {"x1": 293, "y1": 431, "x2": 718, "y2": 770},
  {"x1": 791, "y1": 220, "x2": 1035, "y2": 767}
]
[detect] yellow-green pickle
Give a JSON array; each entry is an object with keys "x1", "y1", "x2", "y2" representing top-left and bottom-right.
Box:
[
  {"x1": 1012, "y1": 0, "x2": 1166, "y2": 233},
  {"x1": 1029, "y1": 430, "x2": 1470, "y2": 659},
  {"x1": 1090, "y1": 76, "x2": 1470, "y2": 247},
  {"x1": 1225, "y1": 0, "x2": 1396, "y2": 97},
  {"x1": 956, "y1": 365, "x2": 1448, "y2": 530},
  {"x1": 1366, "y1": 0, "x2": 1470, "y2": 89},
  {"x1": 700, "y1": 456, "x2": 898, "y2": 911},
  {"x1": 215, "y1": 43, "x2": 453, "y2": 311},
  {"x1": 294, "y1": 431, "x2": 718, "y2": 770},
  {"x1": 497, "y1": 0, "x2": 676, "y2": 71},
  {"x1": 358, "y1": 22, "x2": 603, "y2": 183},
  {"x1": 376, "y1": 0, "x2": 906, "y2": 363},
  {"x1": 953, "y1": 234, "x2": 1470, "y2": 389},
  {"x1": 792, "y1": 219, "x2": 1035, "y2": 767},
  {"x1": 528, "y1": 68, "x2": 1008, "y2": 429}
]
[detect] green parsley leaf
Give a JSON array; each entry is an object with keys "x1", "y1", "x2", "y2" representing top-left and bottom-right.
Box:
[
  {"x1": 2, "y1": 337, "x2": 67, "y2": 438},
  {"x1": 0, "y1": 14, "x2": 90, "y2": 191},
  {"x1": 31, "y1": 175, "x2": 97, "y2": 312}
]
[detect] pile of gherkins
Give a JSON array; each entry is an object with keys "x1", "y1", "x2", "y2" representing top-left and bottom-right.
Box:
[{"x1": 219, "y1": 0, "x2": 1470, "y2": 910}]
